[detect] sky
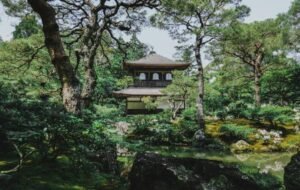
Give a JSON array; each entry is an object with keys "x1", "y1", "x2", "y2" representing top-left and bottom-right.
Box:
[{"x1": 0, "y1": 0, "x2": 294, "y2": 60}]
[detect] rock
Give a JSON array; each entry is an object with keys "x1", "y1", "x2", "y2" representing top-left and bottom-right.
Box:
[
  {"x1": 0, "y1": 174, "x2": 13, "y2": 185},
  {"x1": 193, "y1": 137, "x2": 230, "y2": 152},
  {"x1": 114, "y1": 122, "x2": 130, "y2": 135},
  {"x1": 129, "y1": 153, "x2": 279, "y2": 190},
  {"x1": 87, "y1": 148, "x2": 119, "y2": 174},
  {"x1": 205, "y1": 175, "x2": 234, "y2": 190},
  {"x1": 193, "y1": 129, "x2": 206, "y2": 146},
  {"x1": 231, "y1": 140, "x2": 252, "y2": 153},
  {"x1": 284, "y1": 152, "x2": 300, "y2": 190}
]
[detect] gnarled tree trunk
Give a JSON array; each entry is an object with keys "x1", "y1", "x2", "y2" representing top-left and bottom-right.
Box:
[
  {"x1": 81, "y1": 47, "x2": 97, "y2": 108},
  {"x1": 28, "y1": 0, "x2": 81, "y2": 114}
]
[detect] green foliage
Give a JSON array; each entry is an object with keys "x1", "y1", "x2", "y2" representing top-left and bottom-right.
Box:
[
  {"x1": 0, "y1": 83, "x2": 117, "y2": 173},
  {"x1": 128, "y1": 111, "x2": 199, "y2": 145},
  {"x1": 142, "y1": 96, "x2": 159, "y2": 110},
  {"x1": 93, "y1": 105, "x2": 123, "y2": 120},
  {"x1": 241, "y1": 107, "x2": 261, "y2": 121},
  {"x1": 181, "y1": 107, "x2": 197, "y2": 121},
  {"x1": 281, "y1": 0, "x2": 300, "y2": 52},
  {"x1": 257, "y1": 105, "x2": 294, "y2": 126},
  {"x1": 126, "y1": 33, "x2": 150, "y2": 60},
  {"x1": 13, "y1": 15, "x2": 41, "y2": 39},
  {"x1": 0, "y1": 33, "x2": 60, "y2": 101},
  {"x1": 160, "y1": 70, "x2": 196, "y2": 118},
  {"x1": 130, "y1": 115, "x2": 156, "y2": 137},
  {"x1": 261, "y1": 64, "x2": 300, "y2": 106},
  {"x1": 219, "y1": 124, "x2": 256, "y2": 142},
  {"x1": 219, "y1": 19, "x2": 282, "y2": 57}
]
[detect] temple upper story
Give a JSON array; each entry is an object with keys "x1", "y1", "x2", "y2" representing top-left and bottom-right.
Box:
[{"x1": 124, "y1": 53, "x2": 189, "y2": 88}]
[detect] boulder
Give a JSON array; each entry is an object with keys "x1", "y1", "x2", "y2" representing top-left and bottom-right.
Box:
[
  {"x1": 284, "y1": 152, "x2": 300, "y2": 190},
  {"x1": 0, "y1": 174, "x2": 13, "y2": 186},
  {"x1": 231, "y1": 140, "x2": 252, "y2": 153},
  {"x1": 129, "y1": 153, "x2": 280, "y2": 190},
  {"x1": 193, "y1": 129, "x2": 206, "y2": 144}
]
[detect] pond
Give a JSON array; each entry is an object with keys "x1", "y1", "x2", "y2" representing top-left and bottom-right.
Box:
[
  {"x1": 117, "y1": 140, "x2": 294, "y2": 183},
  {"x1": 107, "y1": 128, "x2": 295, "y2": 183},
  {"x1": 143, "y1": 146, "x2": 294, "y2": 180}
]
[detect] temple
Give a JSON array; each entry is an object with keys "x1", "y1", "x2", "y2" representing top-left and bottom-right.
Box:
[{"x1": 113, "y1": 53, "x2": 190, "y2": 114}]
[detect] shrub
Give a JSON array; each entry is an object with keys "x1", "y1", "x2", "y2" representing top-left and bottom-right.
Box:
[
  {"x1": 0, "y1": 84, "x2": 118, "y2": 173},
  {"x1": 130, "y1": 115, "x2": 156, "y2": 137},
  {"x1": 219, "y1": 124, "x2": 256, "y2": 143},
  {"x1": 181, "y1": 107, "x2": 197, "y2": 121},
  {"x1": 258, "y1": 105, "x2": 294, "y2": 126},
  {"x1": 241, "y1": 107, "x2": 261, "y2": 120}
]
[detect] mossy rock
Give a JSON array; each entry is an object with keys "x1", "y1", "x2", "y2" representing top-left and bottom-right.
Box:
[{"x1": 284, "y1": 152, "x2": 300, "y2": 190}]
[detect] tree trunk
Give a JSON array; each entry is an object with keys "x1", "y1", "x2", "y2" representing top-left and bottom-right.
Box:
[
  {"x1": 80, "y1": 15, "x2": 102, "y2": 108},
  {"x1": 194, "y1": 36, "x2": 206, "y2": 130},
  {"x1": 253, "y1": 54, "x2": 263, "y2": 108},
  {"x1": 81, "y1": 50, "x2": 97, "y2": 108},
  {"x1": 28, "y1": 0, "x2": 81, "y2": 114},
  {"x1": 254, "y1": 68, "x2": 261, "y2": 107}
]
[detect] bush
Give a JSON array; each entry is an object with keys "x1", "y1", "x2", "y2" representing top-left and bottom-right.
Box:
[
  {"x1": 181, "y1": 107, "x2": 197, "y2": 121},
  {"x1": 130, "y1": 115, "x2": 156, "y2": 137},
  {"x1": 257, "y1": 105, "x2": 294, "y2": 126},
  {"x1": 241, "y1": 107, "x2": 261, "y2": 120},
  {"x1": 0, "y1": 84, "x2": 118, "y2": 173},
  {"x1": 219, "y1": 124, "x2": 256, "y2": 143}
]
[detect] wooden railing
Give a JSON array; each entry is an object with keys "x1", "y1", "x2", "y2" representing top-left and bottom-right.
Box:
[{"x1": 133, "y1": 80, "x2": 171, "y2": 87}]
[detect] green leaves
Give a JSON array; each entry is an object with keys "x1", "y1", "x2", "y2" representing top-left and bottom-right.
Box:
[
  {"x1": 152, "y1": 0, "x2": 249, "y2": 41},
  {"x1": 13, "y1": 15, "x2": 41, "y2": 39}
]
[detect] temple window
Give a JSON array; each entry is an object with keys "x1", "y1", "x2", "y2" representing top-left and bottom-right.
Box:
[
  {"x1": 152, "y1": 73, "x2": 160, "y2": 80},
  {"x1": 165, "y1": 73, "x2": 172, "y2": 81},
  {"x1": 139, "y1": 73, "x2": 146, "y2": 80}
]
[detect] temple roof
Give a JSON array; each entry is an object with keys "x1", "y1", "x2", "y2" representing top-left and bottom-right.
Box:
[
  {"x1": 113, "y1": 87, "x2": 164, "y2": 97},
  {"x1": 124, "y1": 53, "x2": 189, "y2": 69}
]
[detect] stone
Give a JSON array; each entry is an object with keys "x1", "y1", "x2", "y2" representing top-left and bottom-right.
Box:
[
  {"x1": 231, "y1": 140, "x2": 252, "y2": 153},
  {"x1": 193, "y1": 129, "x2": 206, "y2": 142},
  {"x1": 129, "y1": 153, "x2": 279, "y2": 190},
  {"x1": 114, "y1": 122, "x2": 130, "y2": 135},
  {"x1": 0, "y1": 174, "x2": 13, "y2": 185},
  {"x1": 284, "y1": 152, "x2": 300, "y2": 190}
]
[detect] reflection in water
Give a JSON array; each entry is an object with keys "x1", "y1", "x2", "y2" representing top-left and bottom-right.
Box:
[
  {"x1": 234, "y1": 154, "x2": 250, "y2": 161},
  {"x1": 119, "y1": 144, "x2": 295, "y2": 180},
  {"x1": 259, "y1": 161, "x2": 284, "y2": 174}
]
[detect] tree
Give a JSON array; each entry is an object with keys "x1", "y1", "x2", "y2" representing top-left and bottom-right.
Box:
[
  {"x1": 216, "y1": 19, "x2": 282, "y2": 107},
  {"x1": 127, "y1": 33, "x2": 150, "y2": 61},
  {"x1": 283, "y1": 0, "x2": 300, "y2": 52},
  {"x1": 0, "y1": 34, "x2": 58, "y2": 101},
  {"x1": 151, "y1": 0, "x2": 249, "y2": 132},
  {"x1": 2, "y1": 0, "x2": 159, "y2": 113},
  {"x1": 160, "y1": 70, "x2": 196, "y2": 120},
  {"x1": 204, "y1": 57, "x2": 253, "y2": 119},
  {"x1": 261, "y1": 63, "x2": 300, "y2": 106},
  {"x1": 13, "y1": 15, "x2": 41, "y2": 39}
]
